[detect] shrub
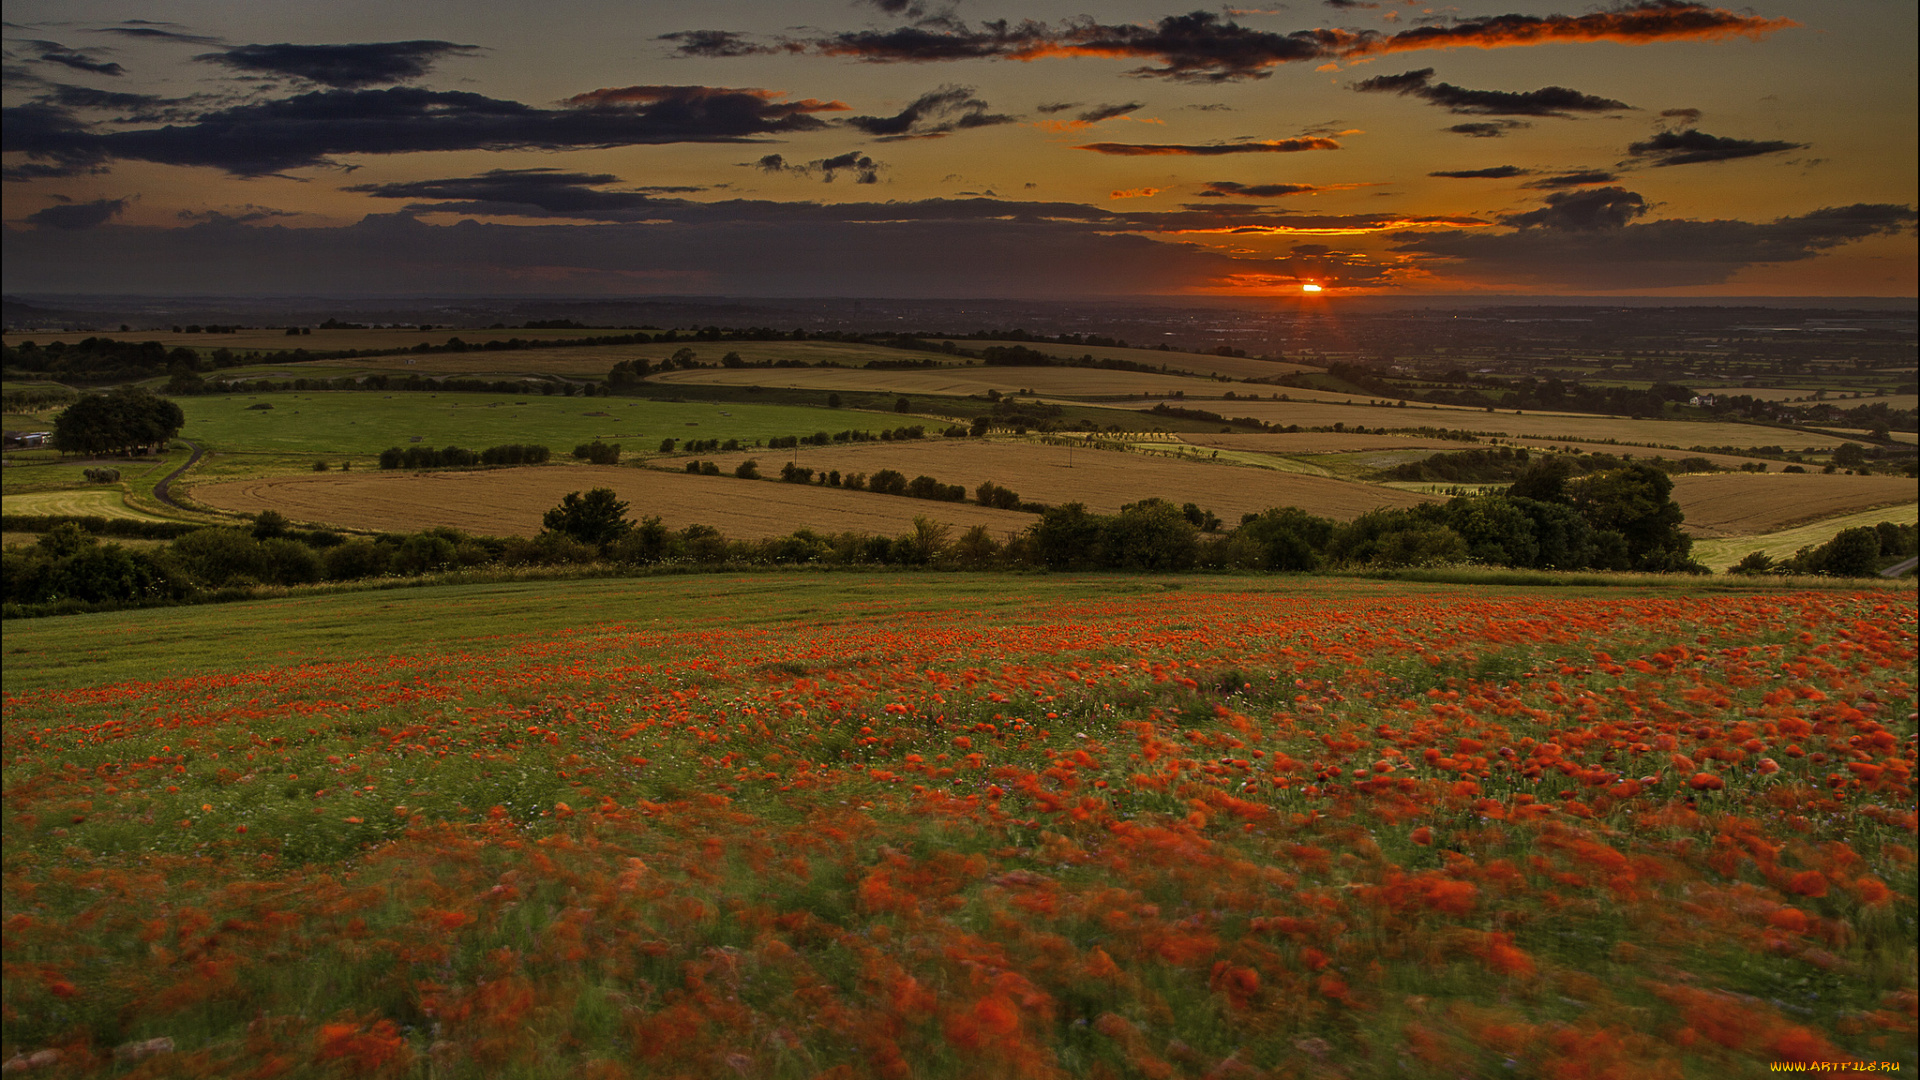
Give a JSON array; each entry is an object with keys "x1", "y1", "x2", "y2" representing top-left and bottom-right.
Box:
[{"x1": 734, "y1": 459, "x2": 760, "y2": 479}]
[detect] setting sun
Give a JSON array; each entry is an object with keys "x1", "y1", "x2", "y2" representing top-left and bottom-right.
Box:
[{"x1": 1301, "y1": 283, "x2": 1323, "y2": 293}]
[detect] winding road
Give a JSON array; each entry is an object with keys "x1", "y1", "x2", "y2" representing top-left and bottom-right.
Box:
[{"x1": 152, "y1": 439, "x2": 204, "y2": 511}]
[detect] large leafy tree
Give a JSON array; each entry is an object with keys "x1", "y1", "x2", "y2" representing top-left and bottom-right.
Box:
[
  {"x1": 51, "y1": 387, "x2": 184, "y2": 456},
  {"x1": 1567, "y1": 463, "x2": 1700, "y2": 572},
  {"x1": 542, "y1": 488, "x2": 634, "y2": 548}
]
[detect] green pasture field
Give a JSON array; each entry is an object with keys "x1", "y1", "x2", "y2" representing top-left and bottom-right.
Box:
[
  {"x1": 0, "y1": 571, "x2": 1786, "y2": 694},
  {"x1": 1, "y1": 442, "x2": 186, "y2": 496},
  {"x1": 175, "y1": 392, "x2": 910, "y2": 458}
]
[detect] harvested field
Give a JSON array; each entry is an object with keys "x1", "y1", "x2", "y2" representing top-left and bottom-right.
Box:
[
  {"x1": 1106, "y1": 398, "x2": 1859, "y2": 450},
  {"x1": 939, "y1": 339, "x2": 1316, "y2": 381},
  {"x1": 679, "y1": 439, "x2": 1436, "y2": 521},
  {"x1": 1671, "y1": 472, "x2": 1919, "y2": 537},
  {"x1": 648, "y1": 365, "x2": 1220, "y2": 399},
  {"x1": 1178, "y1": 432, "x2": 1504, "y2": 454},
  {"x1": 1177, "y1": 433, "x2": 1781, "y2": 473},
  {"x1": 1690, "y1": 503, "x2": 1920, "y2": 571},
  {"x1": 1, "y1": 489, "x2": 178, "y2": 521},
  {"x1": 190, "y1": 467, "x2": 1039, "y2": 540}
]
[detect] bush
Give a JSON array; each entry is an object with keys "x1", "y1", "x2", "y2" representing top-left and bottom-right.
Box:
[
  {"x1": 389, "y1": 534, "x2": 458, "y2": 575},
  {"x1": 734, "y1": 459, "x2": 761, "y2": 479},
  {"x1": 323, "y1": 540, "x2": 389, "y2": 580},
  {"x1": 572, "y1": 441, "x2": 621, "y2": 465}
]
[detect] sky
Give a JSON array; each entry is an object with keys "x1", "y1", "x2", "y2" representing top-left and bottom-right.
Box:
[{"x1": 3, "y1": 0, "x2": 1915, "y2": 299}]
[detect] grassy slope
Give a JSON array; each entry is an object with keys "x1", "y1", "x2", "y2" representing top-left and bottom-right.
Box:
[{"x1": 1691, "y1": 503, "x2": 1920, "y2": 571}]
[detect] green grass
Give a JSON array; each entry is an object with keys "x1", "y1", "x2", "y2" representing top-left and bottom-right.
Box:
[
  {"x1": 1690, "y1": 503, "x2": 1920, "y2": 571},
  {"x1": 176, "y1": 391, "x2": 909, "y2": 457}
]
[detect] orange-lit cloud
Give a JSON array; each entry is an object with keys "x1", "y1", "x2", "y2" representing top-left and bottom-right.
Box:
[
  {"x1": 710, "y1": 5, "x2": 1796, "y2": 83},
  {"x1": 1342, "y1": 5, "x2": 1797, "y2": 58},
  {"x1": 565, "y1": 85, "x2": 849, "y2": 114},
  {"x1": 1077, "y1": 138, "x2": 1341, "y2": 156},
  {"x1": 1110, "y1": 188, "x2": 1161, "y2": 199}
]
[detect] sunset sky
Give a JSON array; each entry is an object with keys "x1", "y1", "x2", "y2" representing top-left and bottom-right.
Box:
[{"x1": 3, "y1": 0, "x2": 1914, "y2": 299}]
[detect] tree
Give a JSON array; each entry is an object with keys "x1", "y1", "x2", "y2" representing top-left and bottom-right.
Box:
[
  {"x1": 51, "y1": 387, "x2": 184, "y2": 456},
  {"x1": 1566, "y1": 464, "x2": 1698, "y2": 572},
  {"x1": 542, "y1": 489, "x2": 634, "y2": 548},
  {"x1": 1028, "y1": 503, "x2": 1105, "y2": 570},
  {"x1": 1105, "y1": 499, "x2": 1199, "y2": 570},
  {"x1": 1236, "y1": 507, "x2": 1334, "y2": 571},
  {"x1": 1831, "y1": 442, "x2": 1868, "y2": 468}
]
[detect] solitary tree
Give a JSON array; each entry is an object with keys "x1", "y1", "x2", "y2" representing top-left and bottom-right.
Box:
[{"x1": 542, "y1": 488, "x2": 634, "y2": 548}]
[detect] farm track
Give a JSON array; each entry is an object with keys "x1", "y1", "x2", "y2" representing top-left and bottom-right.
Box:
[{"x1": 151, "y1": 438, "x2": 203, "y2": 510}]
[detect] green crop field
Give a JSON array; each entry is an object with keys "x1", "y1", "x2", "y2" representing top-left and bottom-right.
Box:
[{"x1": 174, "y1": 392, "x2": 910, "y2": 458}]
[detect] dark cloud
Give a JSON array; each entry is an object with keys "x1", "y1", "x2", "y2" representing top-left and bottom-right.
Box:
[
  {"x1": 846, "y1": 85, "x2": 1014, "y2": 139},
  {"x1": 1197, "y1": 181, "x2": 1323, "y2": 197},
  {"x1": 194, "y1": 41, "x2": 481, "y2": 88},
  {"x1": 0, "y1": 103, "x2": 111, "y2": 179},
  {"x1": 1075, "y1": 102, "x2": 1145, "y2": 124},
  {"x1": 1076, "y1": 137, "x2": 1341, "y2": 156},
  {"x1": 177, "y1": 206, "x2": 301, "y2": 224},
  {"x1": 1429, "y1": 166, "x2": 1529, "y2": 178},
  {"x1": 1524, "y1": 170, "x2": 1617, "y2": 188},
  {"x1": 1035, "y1": 101, "x2": 1080, "y2": 114},
  {"x1": 754, "y1": 152, "x2": 884, "y2": 184},
  {"x1": 1353, "y1": 67, "x2": 1631, "y2": 116},
  {"x1": 37, "y1": 83, "x2": 203, "y2": 123},
  {"x1": 1446, "y1": 120, "x2": 1528, "y2": 138},
  {"x1": 690, "y1": 4, "x2": 1791, "y2": 83},
  {"x1": 655, "y1": 30, "x2": 782, "y2": 58},
  {"x1": 1660, "y1": 107, "x2": 1702, "y2": 125},
  {"x1": 1626, "y1": 128, "x2": 1802, "y2": 166},
  {"x1": 90, "y1": 23, "x2": 224, "y2": 45},
  {"x1": 1396, "y1": 202, "x2": 1915, "y2": 288},
  {"x1": 1501, "y1": 186, "x2": 1648, "y2": 230},
  {"x1": 346, "y1": 169, "x2": 677, "y2": 221},
  {"x1": 29, "y1": 42, "x2": 127, "y2": 77},
  {"x1": 24, "y1": 196, "x2": 127, "y2": 229},
  {"x1": 0, "y1": 194, "x2": 1460, "y2": 294},
  {"x1": 5, "y1": 85, "x2": 847, "y2": 177}
]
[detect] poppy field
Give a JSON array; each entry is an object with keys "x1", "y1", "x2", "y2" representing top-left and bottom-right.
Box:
[{"x1": 2, "y1": 577, "x2": 1915, "y2": 1078}]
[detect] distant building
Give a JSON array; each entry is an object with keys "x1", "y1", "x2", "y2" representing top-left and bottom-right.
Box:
[{"x1": 3, "y1": 431, "x2": 53, "y2": 449}]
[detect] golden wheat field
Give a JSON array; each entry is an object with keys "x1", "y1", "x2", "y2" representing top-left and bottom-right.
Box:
[
  {"x1": 189, "y1": 466, "x2": 1040, "y2": 540},
  {"x1": 1668, "y1": 472, "x2": 1919, "y2": 536},
  {"x1": 936, "y1": 339, "x2": 1317, "y2": 380},
  {"x1": 673, "y1": 440, "x2": 1439, "y2": 521},
  {"x1": 1180, "y1": 433, "x2": 1782, "y2": 472},
  {"x1": 646, "y1": 365, "x2": 1227, "y2": 400},
  {"x1": 1108, "y1": 398, "x2": 1861, "y2": 451}
]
